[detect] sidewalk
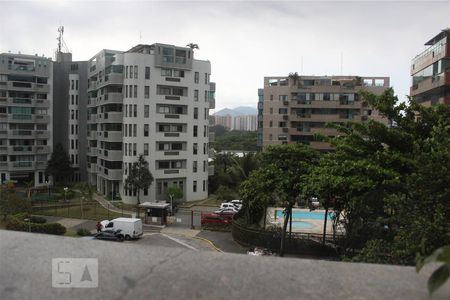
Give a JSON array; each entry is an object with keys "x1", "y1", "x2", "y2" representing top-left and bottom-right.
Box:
[{"x1": 92, "y1": 193, "x2": 133, "y2": 216}]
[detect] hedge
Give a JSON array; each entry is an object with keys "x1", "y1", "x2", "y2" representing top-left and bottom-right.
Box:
[
  {"x1": 6, "y1": 215, "x2": 66, "y2": 235},
  {"x1": 77, "y1": 228, "x2": 91, "y2": 236}
]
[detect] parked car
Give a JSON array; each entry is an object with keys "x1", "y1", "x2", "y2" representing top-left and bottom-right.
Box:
[
  {"x1": 214, "y1": 207, "x2": 238, "y2": 214},
  {"x1": 230, "y1": 200, "x2": 243, "y2": 210},
  {"x1": 201, "y1": 213, "x2": 230, "y2": 226},
  {"x1": 102, "y1": 218, "x2": 143, "y2": 240},
  {"x1": 94, "y1": 229, "x2": 124, "y2": 242},
  {"x1": 216, "y1": 210, "x2": 236, "y2": 221},
  {"x1": 219, "y1": 202, "x2": 236, "y2": 210}
]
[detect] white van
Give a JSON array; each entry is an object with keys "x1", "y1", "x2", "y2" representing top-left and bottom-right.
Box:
[{"x1": 102, "y1": 218, "x2": 143, "y2": 240}]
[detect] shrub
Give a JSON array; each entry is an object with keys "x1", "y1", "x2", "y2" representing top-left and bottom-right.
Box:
[
  {"x1": 30, "y1": 216, "x2": 46, "y2": 224},
  {"x1": 6, "y1": 215, "x2": 66, "y2": 235},
  {"x1": 77, "y1": 228, "x2": 91, "y2": 236}
]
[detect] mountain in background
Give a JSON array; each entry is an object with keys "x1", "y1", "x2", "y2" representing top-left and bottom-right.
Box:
[{"x1": 214, "y1": 106, "x2": 257, "y2": 116}]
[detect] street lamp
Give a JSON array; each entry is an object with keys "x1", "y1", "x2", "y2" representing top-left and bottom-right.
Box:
[
  {"x1": 63, "y1": 187, "x2": 68, "y2": 202},
  {"x1": 23, "y1": 218, "x2": 31, "y2": 232}
]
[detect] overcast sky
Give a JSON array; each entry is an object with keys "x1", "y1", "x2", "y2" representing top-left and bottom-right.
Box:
[{"x1": 1, "y1": 1, "x2": 449, "y2": 111}]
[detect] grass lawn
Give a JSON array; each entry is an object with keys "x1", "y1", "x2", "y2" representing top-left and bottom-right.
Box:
[
  {"x1": 33, "y1": 202, "x2": 126, "y2": 220},
  {"x1": 179, "y1": 195, "x2": 222, "y2": 208},
  {"x1": 113, "y1": 202, "x2": 138, "y2": 211}
]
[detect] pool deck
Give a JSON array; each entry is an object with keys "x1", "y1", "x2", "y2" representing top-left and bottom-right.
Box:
[{"x1": 267, "y1": 207, "x2": 334, "y2": 234}]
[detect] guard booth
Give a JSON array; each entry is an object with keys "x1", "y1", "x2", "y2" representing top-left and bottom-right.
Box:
[{"x1": 138, "y1": 202, "x2": 170, "y2": 226}]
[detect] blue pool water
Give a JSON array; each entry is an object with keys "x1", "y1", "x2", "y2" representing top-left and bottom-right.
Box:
[
  {"x1": 291, "y1": 221, "x2": 314, "y2": 229},
  {"x1": 276, "y1": 210, "x2": 334, "y2": 221}
]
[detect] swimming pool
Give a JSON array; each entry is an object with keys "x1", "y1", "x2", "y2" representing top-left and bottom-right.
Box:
[
  {"x1": 291, "y1": 221, "x2": 314, "y2": 229},
  {"x1": 276, "y1": 210, "x2": 334, "y2": 221}
]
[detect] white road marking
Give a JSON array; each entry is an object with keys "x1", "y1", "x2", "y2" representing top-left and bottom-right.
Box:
[{"x1": 159, "y1": 233, "x2": 198, "y2": 251}]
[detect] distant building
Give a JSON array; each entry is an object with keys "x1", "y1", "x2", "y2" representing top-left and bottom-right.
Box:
[
  {"x1": 0, "y1": 53, "x2": 53, "y2": 186},
  {"x1": 53, "y1": 51, "x2": 89, "y2": 182},
  {"x1": 213, "y1": 114, "x2": 256, "y2": 131},
  {"x1": 411, "y1": 29, "x2": 450, "y2": 106},
  {"x1": 258, "y1": 75, "x2": 390, "y2": 151}
]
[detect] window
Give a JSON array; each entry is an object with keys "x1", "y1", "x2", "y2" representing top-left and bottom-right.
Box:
[
  {"x1": 144, "y1": 105, "x2": 149, "y2": 118},
  {"x1": 129, "y1": 66, "x2": 133, "y2": 78},
  {"x1": 203, "y1": 180, "x2": 206, "y2": 192},
  {"x1": 204, "y1": 73, "x2": 208, "y2": 84},
  {"x1": 193, "y1": 161, "x2": 197, "y2": 173},
  {"x1": 161, "y1": 68, "x2": 172, "y2": 77},
  {"x1": 71, "y1": 80, "x2": 74, "y2": 90},
  {"x1": 71, "y1": 125, "x2": 74, "y2": 134},
  {"x1": 279, "y1": 95, "x2": 287, "y2": 101},
  {"x1": 76, "y1": 80, "x2": 78, "y2": 90},
  {"x1": 203, "y1": 161, "x2": 206, "y2": 172},
  {"x1": 134, "y1": 85, "x2": 137, "y2": 98},
  {"x1": 125, "y1": 66, "x2": 128, "y2": 79},
  {"x1": 204, "y1": 90, "x2": 208, "y2": 102},
  {"x1": 134, "y1": 105, "x2": 137, "y2": 117},
  {"x1": 194, "y1": 107, "x2": 198, "y2": 119},
  {"x1": 270, "y1": 108, "x2": 273, "y2": 114},
  {"x1": 133, "y1": 143, "x2": 137, "y2": 156},
  {"x1": 194, "y1": 90, "x2": 199, "y2": 102},
  {"x1": 125, "y1": 85, "x2": 128, "y2": 98},
  {"x1": 193, "y1": 125, "x2": 197, "y2": 137},
  {"x1": 193, "y1": 180, "x2": 197, "y2": 192},
  {"x1": 71, "y1": 95, "x2": 74, "y2": 105},
  {"x1": 133, "y1": 124, "x2": 137, "y2": 137},
  {"x1": 134, "y1": 65, "x2": 138, "y2": 79},
  {"x1": 144, "y1": 143, "x2": 149, "y2": 156},
  {"x1": 145, "y1": 67, "x2": 150, "y2": 79},
  {"x1": 144, "y1": 124, "x2": 149, "y2": 137},
  {"x1": 194, "y1": 72, "x2": 199, "y2": 84},
  {"x1": 174, "y1": 70, "x2": 184, "y2": 78},
  {"x1": 193, "y1": 143, "x2": 198, "y2": 155},
  {"x1": 144, "y1": 86, "x2": 149, "y2": 99}
]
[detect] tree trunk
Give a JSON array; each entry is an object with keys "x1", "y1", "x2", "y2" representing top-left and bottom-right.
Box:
[
  {"x1": 289, "y1": 209, "x2": 292, "y2": 240},
  {"x1": 263, "y1": 206, "x2": 267, "y2": 229},
  {"x1": 323, "y1": 206, "x2": 329, "y2": 245},
  {"x1": 137, "y1": 190, "x2": 140, "y2": 205},
  {"x1": 280, "y1": 205, "x2": 291, "y2": 257}
]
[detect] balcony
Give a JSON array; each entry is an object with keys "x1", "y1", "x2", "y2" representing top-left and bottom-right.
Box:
[
  {"x1": 8, "y1": 161, "x2": 35, "y2": 170},
  {"x1": 8, "y1": 130, "x2": 34, "y2": 139},
  {"x1": 104, "y1": 92, "x2": 123, "y2": 104},
  {"x1": 411, "y1": 71, "x2": 450, "y2": 96},
  {"x1": 101, "y1": 168, "x2": 123, "y2": 180},
  {"x1": 35, "y1": 145, "x2": 51, "y2": 154},
  {"x1": 35, "y1": 130, "x2": 50, "y2": 139},
  {"x1": 99, "y1": 131, "x2": 122, "y2": 141},
  {"x1": 98, "y1": 112, "x2": 123, "y2": 123},
  {"x1": 35, "y1": 115, "x2": 50, "y2": 123},
  {"x1": 103, "y1": 150, "x2": 123, "y2": 161},
  {"x1": 104, "y1": 73, "x2": 123, "y2": 85}
]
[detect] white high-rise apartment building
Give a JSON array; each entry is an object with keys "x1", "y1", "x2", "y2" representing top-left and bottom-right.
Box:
[
  {"x1": 87, "y1": 44, "x2": 215, "y2": 204},
  {"x1": 0, "y1": 53, "x2": 53, "y2": 186}
]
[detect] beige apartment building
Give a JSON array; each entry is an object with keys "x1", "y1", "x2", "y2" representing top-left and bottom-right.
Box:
[
  {"x1": 410, "y1": 29, "x2": 450, "y2": 106},
  {"x1": 258, "y1": 75, "x2": 389, "y2": 151}
]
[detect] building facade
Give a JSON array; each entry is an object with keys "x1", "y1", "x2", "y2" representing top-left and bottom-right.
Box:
[
  {"x1": 87, "y1": 44, "x2": 214, "y2": 204},
  {"x1": 53, "y1": 51, "x2": 89, "y2": 182},
  {"x1": 214, "y1": 114, "x2": 257, "y2": 131},
  {"x1": 0, "y1": 53, "x2": 53, "y2": 186},
  {"x1": 259, "y1": 75, "x2": 389, "y2": 151},
  {"x1": 411, "y1": 29, "x2": 450, "y2": 106}
]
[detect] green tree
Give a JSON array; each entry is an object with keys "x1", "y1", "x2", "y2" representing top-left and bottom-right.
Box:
[
  {"x1": 165, "y1": 186, "x2": 183, "y2": 212},
  {"x1": 304, "y1": 88, "x2": 450, "y2": 264},
  {"x1": 125, "y1": 155, "x2": 154, "y2": 205},
  {"x1": 0, "y1": 186, "x2": 31, "y2": 220},
  {"x1": 288, "y1": 72, "x2": 299, "y2": 87},
  {"x1": 240, "y1": 144, "x2": 319, "y2": 256},
  {"x1": 45, "y1": 143, "x2": 73, "y2": 184},
  {"x1": 76, "y1": 183, "x2": 94, "y2": 219}
]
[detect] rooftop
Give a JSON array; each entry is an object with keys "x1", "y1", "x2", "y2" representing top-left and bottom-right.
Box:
[{"x1": 1, "y1": 230, "x2": 449, "y2": 299}]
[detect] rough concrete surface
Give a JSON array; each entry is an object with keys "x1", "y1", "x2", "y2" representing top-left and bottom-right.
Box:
[{"x1": 1, "y1": 230, "x2": 449, "y2": 300}]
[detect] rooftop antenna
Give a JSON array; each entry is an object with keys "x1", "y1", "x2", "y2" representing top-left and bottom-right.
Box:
[
  {"x1": 56, "y1": 25, "x2": 70, "y2": 53},
  {"x1": 340, "y1": 52, "x2": 343, "y2": 75},
  {"x1": 57, "y1": 26, "x2": 64, "y2": 53}
]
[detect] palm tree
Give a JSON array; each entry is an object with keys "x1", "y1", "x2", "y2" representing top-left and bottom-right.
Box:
[
  {"x1": 186, "y1": 43, "x2": 199, "y2": 50},
  {"x1": 288, "y1": 72, "x2": 300, "y2": 87}
]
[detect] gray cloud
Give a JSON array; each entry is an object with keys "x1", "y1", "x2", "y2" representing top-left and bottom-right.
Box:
[{"x1": 0, "y1": 1, "x2": 449, "y2": 110}]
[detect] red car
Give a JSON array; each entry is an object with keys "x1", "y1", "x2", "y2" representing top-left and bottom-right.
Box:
[{"x1": 201, "y1": 213, "x2": 230, "y2": 226}]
